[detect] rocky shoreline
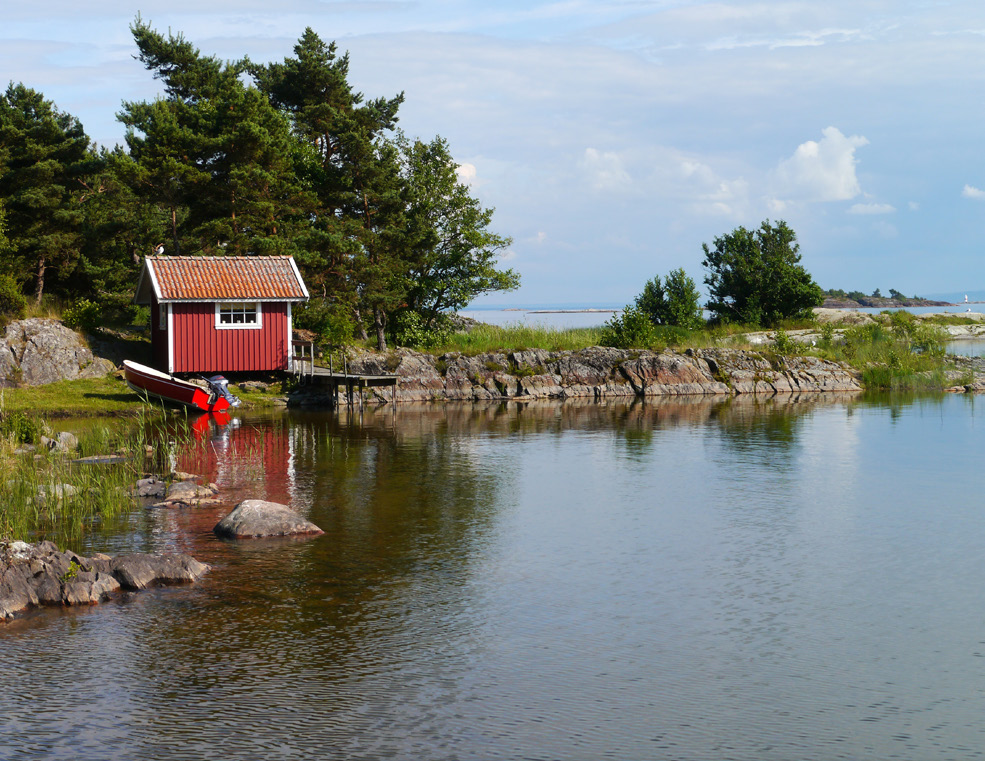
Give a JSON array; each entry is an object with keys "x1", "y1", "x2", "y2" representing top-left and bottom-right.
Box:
[
  {"x1": 0, "y1": 539, "x2": 209, "y2": 621},
  {"x1": 1, "y1": 468, "x2": 325, "y2": 623},
  {"x1": 290, "y1": 346, "x2": 864, "y2": 406}
]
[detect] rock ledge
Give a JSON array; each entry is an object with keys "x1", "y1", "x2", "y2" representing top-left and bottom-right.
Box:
[{"x1": 0, "y1": 539, "x2": 209, "y2": 622}]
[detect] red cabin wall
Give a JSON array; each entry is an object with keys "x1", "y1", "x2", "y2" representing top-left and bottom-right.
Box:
[
  {"x1": 150, "y1": 295, "x2": 169, "y2": 371},
  {"x1": 170, "y1": 302, "x2": 289, "y2": 373}
]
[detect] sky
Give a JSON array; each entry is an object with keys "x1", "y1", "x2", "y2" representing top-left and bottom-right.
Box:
[{"x1": 2, "y1": 1, "x2": 984, "y2": 306}]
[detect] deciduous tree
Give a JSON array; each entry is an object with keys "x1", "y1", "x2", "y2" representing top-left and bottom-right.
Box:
[
  {"x1": 702, "y1": 220, "x2": 822, "y2": 326},
  {"x1": 399, "y1": 135, "x2": 517, "y2": 330},
  {"x1": 634, "y1": 268, "x2": 703, "y2": 329}
]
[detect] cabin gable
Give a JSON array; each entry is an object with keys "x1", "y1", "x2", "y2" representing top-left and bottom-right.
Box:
[{"x1": 135, "y1": 256, "x2": 307, "y2": 374}]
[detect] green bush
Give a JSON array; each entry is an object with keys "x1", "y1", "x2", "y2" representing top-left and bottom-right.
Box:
[
  {"x1": 0, "y1": 274, "x2": 27, "y2": 323},
  {"x1": 390, "y1": 311, "x2": 452, "y2": 350},
  {"x1": 0, "y1": 411, "x2": 42, "y2": 444},
  {"x1": 600, "y1": 305, "x2": 661, "y2": 349},
  {"x1": 634, "y1": 268, "x2": 704, "y2": 330},
  {"x1": 294, "y1": 299, "x2": 356, "y2": 346},
  {"x1": 772, "y1": 327, "x2": 795, "y2": 354},
  {"x1": 62, "y1": 299, "x2": 101, "y2": 332}
]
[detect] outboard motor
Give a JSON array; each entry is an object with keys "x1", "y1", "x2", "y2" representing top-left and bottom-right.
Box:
[{"x1": 205, "y1": 374, "x2": 241, "y2": 407}]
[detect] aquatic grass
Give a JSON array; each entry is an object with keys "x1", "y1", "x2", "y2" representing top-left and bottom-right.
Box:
[
  {"x1": 0, "y1": 402, "x2": 204, "y2": 546},
  {"x1": 0, "y1": 438, "x2": 134, "y2": 544}
]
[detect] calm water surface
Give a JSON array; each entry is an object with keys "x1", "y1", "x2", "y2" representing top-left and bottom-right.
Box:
[{"x1": 2, "y1": 394, "x2": 985, "y2": 760}]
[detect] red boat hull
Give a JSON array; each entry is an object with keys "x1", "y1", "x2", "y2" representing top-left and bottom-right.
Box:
[{"x1": 123, "y1": 360, "x2": 230, "y2": 412}]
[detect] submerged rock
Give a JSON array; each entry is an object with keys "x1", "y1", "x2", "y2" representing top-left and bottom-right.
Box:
[
  {"x1": 214, "y1": 500, "x2": 324, "y2": 539},
  {"x1": 0, "y1": 540, "x2": 209, "y2": 622},
  {"x1": 109, "y1": 553, "x2": 209, "y2": 591}
]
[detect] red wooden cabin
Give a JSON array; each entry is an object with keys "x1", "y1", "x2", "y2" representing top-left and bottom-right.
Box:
[{"x1": 135, "y1": 256, "x2": 309, "y2": 374}]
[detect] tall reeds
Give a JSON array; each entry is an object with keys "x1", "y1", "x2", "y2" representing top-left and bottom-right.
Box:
[{"x1": 0, "y1": 403, "x2": 198, "y2": 546}]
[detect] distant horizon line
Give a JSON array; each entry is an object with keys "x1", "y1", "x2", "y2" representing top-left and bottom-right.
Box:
[{"x1": 464, "y1": 290, "x2": 985, "y2": 312}]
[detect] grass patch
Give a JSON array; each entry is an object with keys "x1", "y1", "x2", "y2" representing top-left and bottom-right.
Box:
[
  {"x1": 812, "y1": 312, "x2": 953, "y2": 391},
  {"x1": 432, "y1": 322, "x2": 604, "y2": 355},
  {"x1": 0, "y1": 376, "x2": 141, "y2": 417}
]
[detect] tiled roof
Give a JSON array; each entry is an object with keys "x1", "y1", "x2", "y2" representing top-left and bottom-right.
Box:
[{"x1": 146, "y1": 256, "x2": 308, "y2": 302}]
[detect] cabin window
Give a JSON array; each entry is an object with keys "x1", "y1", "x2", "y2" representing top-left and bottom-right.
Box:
[
  {"x1": 215, "y1": 302, "x2": 262, "y2": 329},
  {"x1": 159, "y1": 304, "x2": 167, "y2": 331}
]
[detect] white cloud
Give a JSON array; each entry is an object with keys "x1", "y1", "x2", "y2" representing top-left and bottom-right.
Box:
[
  {"x1": 873, "y1": 220, "x2": 898, "y2": 239},
  {"x1": 456, "y1": 163, "x2": 477, "y2": 184},
  {"x1": 962, "y1": 184, "x2": 985, "y2": 200},
  {"x1": 772, "y1": 126, "x2": 869, "y2": 203},
  {"x1": 580, "y1": 148, "x2": 631, "y2": 191},
  {"x1": 848, "y1": 202, "x2": 895, "y2": 215}
]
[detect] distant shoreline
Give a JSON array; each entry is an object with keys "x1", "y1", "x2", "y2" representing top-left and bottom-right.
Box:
[{"x1": 524, "y1": 309, "x2": 618, "y2": 314}]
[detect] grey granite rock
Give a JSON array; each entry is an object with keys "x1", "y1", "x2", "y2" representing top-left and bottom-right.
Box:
[
  {"x1": 0, "y1": 319, "x2": 116, "y2": 387},
  {"x1": 214, "y1": 499, "x2": 324, "y2": 539},
  {"x1": 0, "y1": 540, "x2": 208, "y2": 621}
]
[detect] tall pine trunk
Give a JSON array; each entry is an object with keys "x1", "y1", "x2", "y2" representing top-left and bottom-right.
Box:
[
  {"x1": 354, "y1": 308, "x2": 369, "y2": 341},
  {"x1": 374, "y1": 306, "x2": 387, "y2": 352},
  {"x1": 171, "y1": 207, "x2": 180, "y2": 255},
  {"x1": 34, "y1": 255, "x2": 46, "y2": 304}
]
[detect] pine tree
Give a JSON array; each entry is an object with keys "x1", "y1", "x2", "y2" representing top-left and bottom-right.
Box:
[
  {"x1": 119, "y1": 20, "x2": 303, "y2": 257},
  {"x1": 0, "y1": 83, "x2": 89, "y2": 302},
  {"x1": 251, "y1": 28, "x2": 405, "y2": 341}
]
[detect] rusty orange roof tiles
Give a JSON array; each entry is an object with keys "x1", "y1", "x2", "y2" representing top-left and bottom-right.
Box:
[{"x1": 142, "y1": 256, "x2": 308, "y2": 302}]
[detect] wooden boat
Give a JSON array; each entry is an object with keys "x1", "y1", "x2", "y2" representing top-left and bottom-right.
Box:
[{"x1": 123, "y1": 360, "x2": 240, "y2": 412}]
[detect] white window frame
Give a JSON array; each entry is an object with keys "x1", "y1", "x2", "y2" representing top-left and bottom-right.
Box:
[{"x1": 215, "y1": 301, "x2": 263, "y2": 329}]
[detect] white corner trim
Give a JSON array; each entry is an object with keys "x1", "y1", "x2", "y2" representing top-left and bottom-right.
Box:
[
  {"x1": 167, "y1": 303, "x2": 174, "y2": 373},
  {"x1": 287, "y1": 302, "x2": 293, "y2": 372},
  {"x1": 147, "y1": 259, "x2": 163, "y2": 301}
]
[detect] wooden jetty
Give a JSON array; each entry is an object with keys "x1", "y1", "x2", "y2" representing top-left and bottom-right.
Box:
[{"x1": 291, "y1": 341, "x2": 398, "y2": 407}]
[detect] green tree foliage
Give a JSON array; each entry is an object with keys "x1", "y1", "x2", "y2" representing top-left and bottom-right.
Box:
[
  {"x1": 0, "y1": 199, "x2": 9, "y2": 255},
  {"x1": 702, "y1": 219, "x2": 822, "y2": 327},
  {"x1": 119, "y1": 20, "x2": 303, "y2": 257},
  {"x1": 250, "y1": 27, "x2": 405, "y2": 339},
  {"x1": 399, "y1": 135, "x2": 518, "y2": 329},
  {"x1": 635, "y1": 268, "x2": 703, "y2": 330},
  {"x1": 76, "y1": 147, "x2": 168, "y2": 313},
  {"x1": 0, "y1": 273, "x2": 26, "y2": 324},
  {"x1": 634, "y1": 274, "x2": 666, "y2": 325},
  {"x1": 1, "y1": 23, "x2": 518, "y2": 342},
  {"x1": 0, "y1": 83, "x2": 89, "y2": 302},
  {"x1": 250, "y1": 27, "x2": 516, "y2": 349},
  {"x1": 599, "y1": 304, "x2": 660, "y2": 349}
]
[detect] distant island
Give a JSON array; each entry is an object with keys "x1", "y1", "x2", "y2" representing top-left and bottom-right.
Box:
[{"x1": 822, "y1": 288, "x2": 952, "y2": 309}]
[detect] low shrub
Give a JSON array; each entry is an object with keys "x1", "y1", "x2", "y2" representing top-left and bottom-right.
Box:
[
  {"x1": 599, "y1": 305, "x2": 662, "y2": 349},
  {"x1": 0, "y1": 411, "x2": 43, "y2": 444},
  {"x1": 390, "y1": 312, "x2": 452, "y2": 350},
  {"x1": 0, "y1": 274, "x2": 27, "y2": 324},
  {"x1": 62, "y1": 299, "x2": 101, "y2": 332}
]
